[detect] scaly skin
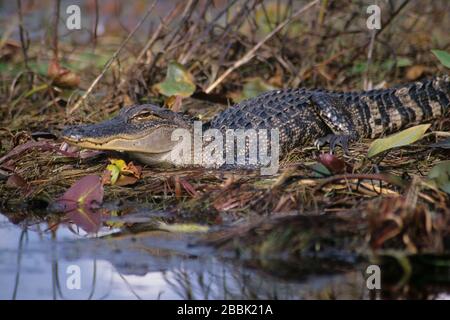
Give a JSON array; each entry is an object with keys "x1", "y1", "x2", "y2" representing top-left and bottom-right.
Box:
[{"x1": 62, "y1": 75, "x2": 450, "y2": 164}]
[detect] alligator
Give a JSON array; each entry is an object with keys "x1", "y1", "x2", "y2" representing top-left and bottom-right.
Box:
[{"x1": 62, "y1": 75, "x2": 450, "y2": 169}]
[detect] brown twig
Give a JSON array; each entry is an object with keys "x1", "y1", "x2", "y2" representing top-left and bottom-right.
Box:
[
  {"x1": 52, "y1": 0, "x2": 60, "y2": 60},
  {"x1": 93, "y1": 0, "x2": 99, "y2": 51},
  {"x1": 136, "y1": 0, "x2": 191, "y2": 64},
  {"x1": 363, "y1": 28, "x2": 376, "y2": 90},
  {"x1": 178, "y1": 0, "x2": 240, "y2": 64},
  {"x1": 314, "y1": 173, "x2": 406, "y2": 194},
  {"x1": 67, "y1": 0, "x2": 158, "y2": 115},
  {"x1": 16, "y1": 0, "x2": 32, "y2": 87},
  {"x1": 205, "y1": 0, "x2": 319, "y2": 94},
  {"x1": 337, "y1": 0, "x2": 411, "y2": 80}
]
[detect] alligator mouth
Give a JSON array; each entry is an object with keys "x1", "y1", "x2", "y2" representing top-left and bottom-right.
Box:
[
  {"x1": 62, "y1": 127, "x2": 179, "y2": 154},
  {"x1": 63, "y1": 132, "x2": 147, "y2": 146},
  {"x1": 63, "y1": 136, "x2": 131, "y2": 151}
]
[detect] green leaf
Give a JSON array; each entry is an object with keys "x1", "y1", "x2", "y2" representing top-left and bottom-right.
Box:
[
  {"x1": 367, "y1": 124, "x2": 431, "y2": 158},
  {"x1": 238, "y1": 78, "x2": 278, "y2": 101},
  {"x1": 431, "y1": 49, "x2": 450, "y2": 68},
  {"x1": 428, "y1": 160, "x2": 450, "y2": 194},
  {"x1": 381, "y1": 57, "x2": 413, "y2": 70},
  {"x1": 154, "y1": 61, "x2": 195, "y2": 97},
  {"x1": 28, "y1": 61, "x2": 49, "y2": 76},
  {"x1": 309, "y1": 162, "x2": 331, "y2": 177},
  {"x1": 351, "y1": 62, "x2": 368, "y2": 74}
]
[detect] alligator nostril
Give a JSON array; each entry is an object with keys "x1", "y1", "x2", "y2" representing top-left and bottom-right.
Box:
[{"x1": 62, "y1": 126, "x2": 84, "y2": 141}]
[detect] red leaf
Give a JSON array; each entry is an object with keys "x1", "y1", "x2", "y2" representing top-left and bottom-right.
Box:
[
  {"x1": 66, "y1": 206, "x2": 102, "y2": 233},
  {"x1": 54, "y1": 175, "x2": 104, "y2": 212},
  {"x1": 179, "y1": 178, "x2": 198, "y2": 197},
  {"x1": 0, "y1": 140, "x2": 79, "y2": 165},
  {"x1": 318, "y1": 153, "x2": 346, "y2": 174},
  {"x1": 52, "y1": 175, "x2": 104, "y2": 233}
]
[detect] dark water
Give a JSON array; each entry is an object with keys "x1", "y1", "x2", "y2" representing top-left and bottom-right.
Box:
[
  {"x1": 0, "y1": 211, "x2": 378, "y2": 300},
  {"x1": 3, "y1": 205, "x2": 450, "y2": 300}
]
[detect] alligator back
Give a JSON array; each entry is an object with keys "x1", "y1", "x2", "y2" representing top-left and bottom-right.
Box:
[
  {"x1": 210, "y1": 76, "x2": 450, "y2": 149},
  {"x1": 331, "y1": 75, "x2": 450, "y2": 138}
]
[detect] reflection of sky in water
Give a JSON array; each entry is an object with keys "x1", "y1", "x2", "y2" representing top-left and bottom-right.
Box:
[
  {"x1": 0, "y1": 215, "x2": 181, "y2": 299},
  {"x1": 0, "y1": 214, "x2": 380, "y2": 300}
]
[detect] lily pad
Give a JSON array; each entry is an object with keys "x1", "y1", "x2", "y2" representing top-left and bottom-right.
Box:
[
  {"x1": 428, "y1": 160, "x2": 450, "y2": 194},
  {"x1": 431, "y1": 49, "x2": 450, "y2": 68},
  {"x1": 367, "y1": 124, "x2": 431, "y2": 158},
  {"x1": 154, "y1": 61, "x2": 195, "y2": 97}
]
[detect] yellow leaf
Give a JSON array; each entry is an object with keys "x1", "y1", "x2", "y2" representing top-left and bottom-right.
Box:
[
  {"x1": 106, "y1": 164, "x2": 121, "y2": 185},
  {"x1": 110, "y1": 159, "x2": 127, "y2": 171},
  {"x1": 368, "y1": 124, "x2": 431, "y2": 158},
  {"x1": 157, "y1": 222, "x2": 209, "y2": 233},
  {"x1": 104, "y1": 159, "x2": 141, "y2": 186}
]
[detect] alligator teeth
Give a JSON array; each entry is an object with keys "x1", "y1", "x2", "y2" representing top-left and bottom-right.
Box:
[{"x1": 68, "y1": 134, "x2": 82, "y2": 142}]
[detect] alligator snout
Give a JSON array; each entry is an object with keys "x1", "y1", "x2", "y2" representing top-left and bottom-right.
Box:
[{"x1": 61, "y1": 125, "x2": 88, "y2": 142}]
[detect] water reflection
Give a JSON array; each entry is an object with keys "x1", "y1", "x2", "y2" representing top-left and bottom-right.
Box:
[
  {"x1": 0, "y1": 213, "x2": 368, "y2": 300},
  {"x1": 1, "y1": 212, "x2": 450, "y2": 300}
]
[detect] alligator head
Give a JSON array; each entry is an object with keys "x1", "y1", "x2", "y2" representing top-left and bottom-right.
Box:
[{"x1": 62, "y1": 104, "x2": 192, "y2": 164}]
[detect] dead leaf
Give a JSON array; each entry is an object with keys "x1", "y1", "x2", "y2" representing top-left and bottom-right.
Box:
[
  {"x1": 6, "y1": 173, "x2": 32, "y2": 196},
  {"x1": 0, "y1": 140, "x2": 78, "y2": 165},
  {"x1": 164, "y1": 95, "x2": 183, "y2": 112},
  {"x1": 0, "y1": 39, "x2": 20, "y2": 61},
  {"x1": 48, "y1": 59, "x2": 80, "y2": 88},
  {"x1": 236, "y1": 77, "x2": 279, "y2": 101},
  {"x1": 428, "y1": 160, "x2": 450, "y2": 194},
  {"x1": 406, "y1": 65, "x2": 427, "y2": 80},
  {"x1": 174, "y1": 176, "x2": 182, "y2": 199},
  {"x1": 179, "y1": 178, "x2": 198, "y2": 197}
]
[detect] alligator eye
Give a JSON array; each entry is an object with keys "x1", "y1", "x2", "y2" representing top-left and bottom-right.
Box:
[{"x1": 131, "y1": 111, "x2": 161, "y2": 122}]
